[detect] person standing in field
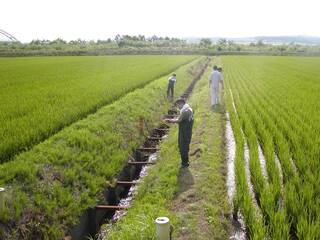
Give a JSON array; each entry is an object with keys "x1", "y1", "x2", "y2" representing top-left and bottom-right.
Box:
[
  {"x1": 167, "y1": 73, "x2": 177, "y2": 100},
  {"x1": 209, "y1": 66, "x2": 224, "y2": 108},
  {"x1": 164, "y1": 98, "x2": 194, "y2": 168}
]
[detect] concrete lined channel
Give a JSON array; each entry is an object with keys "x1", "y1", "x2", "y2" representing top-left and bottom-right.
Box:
[{"x1": 67, "y1": 60, "x2": 209, "y2": 240}]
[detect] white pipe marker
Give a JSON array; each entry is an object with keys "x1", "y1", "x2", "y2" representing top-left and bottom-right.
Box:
[{"x1": 155, "y1": 216, "x2": 170, "y2": 240}]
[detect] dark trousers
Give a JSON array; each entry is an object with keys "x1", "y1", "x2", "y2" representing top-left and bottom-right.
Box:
[
  {"x1": 167, "y1": 82, "x2": 174, "y2": 99},
  {"x1": 178, "y1": 120, "x2": 193, "y2": 167}
]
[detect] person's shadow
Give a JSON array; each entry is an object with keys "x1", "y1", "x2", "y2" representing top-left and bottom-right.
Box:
[{"x1": 175, "y1": 168, "x2": 194, "y2": 197}]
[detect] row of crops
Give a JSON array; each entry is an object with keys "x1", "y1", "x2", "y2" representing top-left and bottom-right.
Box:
[
  {"x1": 224, "y1": 56, "x2": 320, "y2": 239},
  {"x1": 0, "y1": 57, "x2": 207, "y2": 239},
  {"x1": 0, "y1": 55, "x2": 195, "y2": 163}
]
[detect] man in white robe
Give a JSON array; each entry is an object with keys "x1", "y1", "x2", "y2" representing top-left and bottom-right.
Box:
[{"x1": 209, "y1": 66, "x2": 224, "y2": 107}]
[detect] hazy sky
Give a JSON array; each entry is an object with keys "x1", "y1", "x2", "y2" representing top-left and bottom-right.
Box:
[{"x1": 1, "y1": 0, "x2": 320, "y2": 42}]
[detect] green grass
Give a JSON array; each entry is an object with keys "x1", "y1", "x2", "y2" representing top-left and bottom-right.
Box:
[
  {"x1": 106, "y1": 61, "x2": 231, "y2": 240},
  {"x1": 0, "y1": 57, "x2": 206, "y2": 240},
  {"x1": 223, "y1": 56, "x2": 320, "y2": 239},
  {"x1": 0, "y1": 55, "x2": 196, "y2": 162}
]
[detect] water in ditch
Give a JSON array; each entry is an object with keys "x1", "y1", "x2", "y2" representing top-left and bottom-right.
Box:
[
  {"x1": 96, "y1": 152, "x2": 159, "y2": 240},
  {"x1": 258, "y1": 144, "x2": 268, "y2": 181},
  {"x1": 226, "y1": 113, "x2": 236, "y2": 202},
  {"x1": 225, "y1": 113, "x2": 246, "y2": 240}
]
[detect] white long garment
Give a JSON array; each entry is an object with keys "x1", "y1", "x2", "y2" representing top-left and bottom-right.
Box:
[{"x1": 209, "y1": 70, "x2": 223, "y2": 105}]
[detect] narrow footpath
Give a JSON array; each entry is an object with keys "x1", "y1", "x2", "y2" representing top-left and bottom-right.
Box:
[{"x1": 170, "y1": 75, "x2": 231, "y2": 240}]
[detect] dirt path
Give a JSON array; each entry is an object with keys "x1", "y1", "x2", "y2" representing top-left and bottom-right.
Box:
[{"x1": 170, "y1": 100, "x2": 231, "y2": 240}]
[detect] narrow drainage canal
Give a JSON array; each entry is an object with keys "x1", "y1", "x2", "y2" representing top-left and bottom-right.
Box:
[
  {"x1": 67, "y1": 60, "x2": 210, "y2": 240},
  {"x1": 225, "y1": 113, "x2": 246, "y2": 240},
  {"x1": 226, "y1": 113, "x2": 236, "y2": 202},
  {"x1": 229, "y1": 89, "x2": 260, "y2": 211}
]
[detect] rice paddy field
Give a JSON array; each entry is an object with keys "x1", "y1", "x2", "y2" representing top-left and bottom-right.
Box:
[
  {"x1": 0, "y1": 55, "x2": 195, "y2": 163},
  {"x1": 1, "y1": 54, "x2": 320, "y2": 240},
  {"x1": 0, "y1": 56, "x2": 205, "y2": 239},
  {"x1": 224, "y1": 56, "x2": 320, "y2": 239}
]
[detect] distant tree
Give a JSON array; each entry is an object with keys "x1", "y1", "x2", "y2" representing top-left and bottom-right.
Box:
[
  {"x1": 257, "y1": 39, "x2": 264, "y2": 47},
  {"x1": 217, "y1": 38, "x2": 227, "y2": 45},
  {"x1": 117, "y1": 40, "x2": 125, "y2": 48},
  {"x1": 115, "y1": 34, "x2": 124, "y2": 47},
  {"x1": 199, "y1": 38, "x2": 212, "y2": 48},
  {"x1": 278, "y1": 45, "x2": 287, "y2": 52},
  {"x1": 227, "y1": 40, "x2": 234, "y2": 45},
  {"x1": 30, "y1": 40, "x2": 42, "y2": 45},
  {"x1": 216, "y1": 38, "x2": 227, "y2": 51},
  {"x1": 150, "y1": 35, "x2": 159, "y2": 42},
  {"x1": 50, "y1": 38, "x2": 67, "y2": 45},
  {"x1": 138, "y1": 35, "x2": 145, "y2": 41},
  {"x1": 97, "y1": 39, "x2": 112, "y2": 44},
  {"x1": 115, "y1": 34, "x2": 121, "y2": 42},
  {"x1": 226, "y1": 40, "x2": 235, "y2": 51}
]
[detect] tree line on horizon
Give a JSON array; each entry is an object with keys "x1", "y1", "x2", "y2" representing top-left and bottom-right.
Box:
[{"x1": 1, "y1": 34, "x2": 320, "y2": 56}]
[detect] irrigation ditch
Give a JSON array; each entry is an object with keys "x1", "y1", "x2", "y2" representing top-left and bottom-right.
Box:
[
  {"x1": 225, "y1": 113, "x2": 246, "y2": 240},
  {"x1": 66, "y1": 60, "x2": 210, "y2": 240}
]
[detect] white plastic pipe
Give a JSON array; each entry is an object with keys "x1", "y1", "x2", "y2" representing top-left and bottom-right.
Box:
[{"x1": 155, "y1": 217, "x2": 170, "y2": 240}]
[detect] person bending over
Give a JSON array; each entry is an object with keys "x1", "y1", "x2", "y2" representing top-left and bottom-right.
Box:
[
  {"x1": 164, "y1": 98, "x2": 194, "y2": 168},
  {"x1": 167, "y1": 73, "x2": 177, "y2": 100}
]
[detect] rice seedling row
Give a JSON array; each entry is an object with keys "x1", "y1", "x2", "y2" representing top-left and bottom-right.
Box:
[
  {"x1": 223, "y1": 56, "x2": 320, "y2": 239},
  {"x1": 0, "y1": 55, "x2": 196, "y2": 163}
]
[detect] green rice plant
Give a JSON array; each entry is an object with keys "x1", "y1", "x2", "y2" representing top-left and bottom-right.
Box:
[
  {"x1": 0, "y1": 55, "x2": 196, "y2": 162},
  {"x1": 223, "y1": 56, "x2": 320, "y2": 239},
  {"x1": 231, "y1": 85, "x2": 290, "y2": 239},
  {"x1": 236, "y1": 69, "x2": 317, "y2": 235},
  {"x1": 225, "y1": 89, "x2": 267, "y2": 239},
  {"x1": 0, "y1": 57, "x2": 207, "y2": 239},
  {"x1": 233, "y1": 92, "x2": 266, "y2": 202}
]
